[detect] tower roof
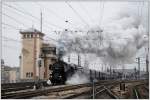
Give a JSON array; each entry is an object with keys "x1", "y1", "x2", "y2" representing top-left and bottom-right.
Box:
[{"x1": 20, "y1": 28, "x2": 45, "y2": 36}]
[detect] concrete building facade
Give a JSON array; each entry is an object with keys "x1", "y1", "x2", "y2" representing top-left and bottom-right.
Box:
[
  {"x1": 40, "y1": 43, "x2": 57, "y2": 79},
  {"x1": 20, "y1": 28, "x2": 57, "y2": 80},
  {"x1": 1, "y1": 65, "x2": 20, "y2": 83}
]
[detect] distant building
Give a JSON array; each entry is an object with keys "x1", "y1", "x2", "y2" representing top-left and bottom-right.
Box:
[
  {"x1": 2, "y1": 66, "x2": 11, "y2": 83},
  {"x1": 20, "y1": 28, "x2": 57, "y2": 81},
  {"x1": 9, "y1": 67, "x2": 20, "y2": 83},
  {"x1": 1, "y1": 63, "x2": 20, "y2": 83}
]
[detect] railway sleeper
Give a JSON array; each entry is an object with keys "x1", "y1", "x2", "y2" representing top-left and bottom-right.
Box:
[
  {"x1": 2, "y1": 84, "x2": 92, "y2": 99},
  {"x1": 104, "y1": 86, "x2": 120, "y2": 99}
]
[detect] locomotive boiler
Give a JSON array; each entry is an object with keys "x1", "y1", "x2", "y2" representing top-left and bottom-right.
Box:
[
  {"x1": 48, "y1": 60, "x2": 112, "y2": 85},
  {"x1": 49, "y1": 60, "x2": 76, "y2": 85}
]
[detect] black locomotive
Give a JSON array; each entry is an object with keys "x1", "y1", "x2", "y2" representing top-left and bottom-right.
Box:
[
  {"x1": 49, "y1": 59, "x2": 119, "y2": 85},
  {"x1": 49, "y1": 60, "x2": 76, "y2": 85}
]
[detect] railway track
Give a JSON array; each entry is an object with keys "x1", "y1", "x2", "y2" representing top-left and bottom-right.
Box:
[
  {"x1": 1, "y1": 80, "x2": 112, "y2": 95},
  {"x1": 2, "y1": 82, "x2": 35, "y2": 88},
  {"x1": 133, "y1": 85, "x2": 142, "y2": 99},
  {"x1": 129, "y1": 82, "x2": 149, "y2": 99},
  {"x1": 1, "y1": 83, "x2": 93, "y2": 99},
  {"x1": 133, "y1": 84, "x2": 149, "y2": 99},
  {"x1": 1, "y1": 81, "x2": 50, "y2": 94},
  {"x1": 63, "y1": 81, "x2": 120, "y2": 99},
  {"x1": 94, "y1": 85, "x2": 119, "y2": 99},
  {"x1": 63, "y1": 80, "x2": 147, "y2": 99},
  {"x1": 133, "y1": 86, "x2": 140, "y2": 99},
  {"x1": 143, "y1": 85, "x2": 149, "y2": 92},
  {"x1": 2, "y1": 80, "x2": 147, "y2": 99},
  {"x1": 1, "y1": 80, "x2": 117, "y2": 99},
  {"x1": 1, "y1": 86, "x2": 32, "y2": 94}
]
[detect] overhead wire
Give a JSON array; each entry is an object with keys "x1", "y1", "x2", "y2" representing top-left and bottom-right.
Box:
[
  {"x1": 65, "y1": 1, "x2": 90, "y2": 28},
  {"x1": 3, "y1": 3, "x2": 54, "y2": 30},
  {"x1": 2, "y1": 22, "x2": 59, "y2": 44},
  {"x1": 3, "y1": 5, "x2": 46, "y2": 30},
  {"x1": 2, "y1": 22, "x2": 22, "y2": 30},
  {"x1": 35, "y1": 2, "x2": 67, "y2": 29},
  {"x1": 99, "y1": 1, "x2": 105, "y2": 27},
  {"x1": 35, "y1": 2, "x2": 66, "y2": 22},
  {"x1": 2, "y1": 36, "x2": 43, "y2": 48},
  {"x1": 2, "y1": 32, "x2": 59, "y2": 45},
  {"x1": 35, "y1": 2, "x2": 84, "y2": 30},
  {"x1": 29, "y1": 2, "x2": 64, "y2": 30},
  {"x1": 78, "y1": 2, "x2": 93, "y2": 24},
  {"x1": 2, "y1": 44, "x2": 20, "y2": 50},
  {"x1": 2, "y1": 12, "x2": 29, "y2": 28},
  {"x1": 3, "y1": 3, "x2": 39, "y2": 22},
  {"x1": 2, "y1": 36, "x2": 21, "y2": 50},
  {"x1": 3, "y1": 2, "x2": 104, "y2": 34},
  {"x1": 2, "y1": 23, "x2": 53, "y2": 39},
  {"x1": 2, "y1": 36, "x2": 21, "y2": 43},
  {"x1": 45, "y1": 36, "x2": 59, "y2": 43},
  {"x1": 3, "y1": 3, "x2": 64, "y2": 30},
  {"x1": 3, "y1": 3, "x2": 66, "y2": 40},
  {"x1": 2, "y1": 1, "x2": 145, "y2": 50}
]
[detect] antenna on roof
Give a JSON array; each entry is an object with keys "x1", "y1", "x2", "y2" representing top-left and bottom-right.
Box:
[
  {"x1": 32, "y1": 21, "x2": 34, "y2": 29},
  {"x1": 40, "y1": 11, "x2": 43, "y2": 33}
]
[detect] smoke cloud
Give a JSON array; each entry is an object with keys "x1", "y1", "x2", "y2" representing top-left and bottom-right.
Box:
[
  {"x1": 58, "y1": 11, "x2": 148, "y2": 67},
  {"x1": 66, "y1": 71, "x2": 90, "y2": 85}
]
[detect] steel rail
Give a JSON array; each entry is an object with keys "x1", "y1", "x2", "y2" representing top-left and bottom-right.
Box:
[
  {"x1": 133, "y1": 87, "x2": 139, "y2": 99},
  {"x1": 64, "y1": 81, "x2": 121, "y2": 99},
  {"x1": 1, "y1": 83, "x2": 93, "y2": 99},
  {"x1": 64, "y1": 80, "x2": 145, "y2": 99},
  {"x1": 1, "y1": 81, "x2": 50, "y2": 93},
  {"x1": 132, "y1": 83, "x2": 145, "y2": 99},
  {"x1": 143, "y1": 85, "x2": 149, "y2": 92},
  {"x1": 2, "y1": 80, "x2": 145, "y2": 99},
  {"x1": 62, "y1": 80, "x2": 145, "y2": 99},
  {"x1": 104, "y1": 86, "x2": 119, "y2": 99}
]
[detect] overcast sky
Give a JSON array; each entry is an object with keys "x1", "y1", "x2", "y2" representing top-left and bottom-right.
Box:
[{"x1": 2, "y1": 1, "x2": 148, "y2": 71}]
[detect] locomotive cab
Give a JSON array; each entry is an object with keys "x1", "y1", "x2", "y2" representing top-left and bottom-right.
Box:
[{"x1": 50, "y1": 60, "x2": 67, "y2": 85}]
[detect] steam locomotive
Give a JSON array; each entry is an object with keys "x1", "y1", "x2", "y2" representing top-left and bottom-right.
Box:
[
  {"x1": 49, "y1": 60, "x2": 77, "y2": 85},
  {"x1": 48, "y1": 50, "x2": 121, "y2": 85},
  {"x1": 48, "y1": 59, "x2": 114, "y2": 85}
]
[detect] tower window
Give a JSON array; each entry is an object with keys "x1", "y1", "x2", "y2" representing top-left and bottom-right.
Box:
[
  {"x1": 31, "y1": 72, "x2": 33, "y2": 77},
  {"x1": 27, "y1": 34, "x2": 30, "y2": 38},
  {"x1": 26, "y1": 72, "x2": 29, "y2": 77},
  {"x1": 31, "y1": 34, "x2": 33, "y2": 38},
  {"x1": 26, "y1": 72, "x2": 33, "y2": 77}
]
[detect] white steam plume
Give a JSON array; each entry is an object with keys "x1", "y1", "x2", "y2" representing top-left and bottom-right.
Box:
[
  {"x1": 58, "y1": 11, "x2": 148, "y2": 67},
  {"x1": 66, "y1": 71, "x2": 90, "y2": 85}
]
